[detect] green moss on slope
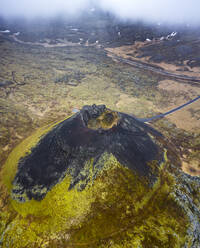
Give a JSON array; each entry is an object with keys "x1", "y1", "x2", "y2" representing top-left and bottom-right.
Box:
[
  {"x1": 0, "y1": 122, "x2": 189, "y2": 248},
  {"x1": 69, "y1": 156, "x2": 188, "y2": 248}
]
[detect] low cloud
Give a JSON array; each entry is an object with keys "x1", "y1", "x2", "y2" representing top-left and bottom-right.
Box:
[
  {"x1": 98, "y1": 0, "x2": 200, "y2": 24},
  {"x1": 1, "y1": 0, "x2": 200, "y2": 25},
  {"x1": 0, "y1": 0, "x2": 90, "y2": 19}
]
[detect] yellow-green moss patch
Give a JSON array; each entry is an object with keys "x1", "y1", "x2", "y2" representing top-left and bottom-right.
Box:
[
  {"x1": 87, "y1": 110, "x2": 119, "y2": 130},
  {"x1": 1, "y1": 116, "x2": 72, "y2": 193},
  {"x1": 0, "y1": 129, "x2": 189, "y2": 248}
]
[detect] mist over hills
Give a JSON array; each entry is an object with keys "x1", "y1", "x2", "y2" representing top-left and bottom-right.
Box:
[{"x1": 1, "y1": 0, "x2": 200, "y2": 26}]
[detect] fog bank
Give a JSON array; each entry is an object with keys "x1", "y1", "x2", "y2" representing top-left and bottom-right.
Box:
[{"x1": 1, "y1": 0, "x2": 200, "y2": 25}]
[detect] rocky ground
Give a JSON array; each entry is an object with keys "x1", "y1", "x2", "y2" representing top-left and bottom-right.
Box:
[
  {"x1": 0, "y1": 40, "x2": 199, "y2": 170},
  {"x1": 0, "y1": 105, "x2": 200, "y2": 248},
  {"x1": 0, "y1": 14, "x2": 199, "y2": 247},
  {"x1": 0, "y1": 16, "x2": 199, "y2": 175}
]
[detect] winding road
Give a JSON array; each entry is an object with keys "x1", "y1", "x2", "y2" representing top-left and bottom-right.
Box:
[{"x1": 106, "y1": 51, "x2": 200, "y2": 84}]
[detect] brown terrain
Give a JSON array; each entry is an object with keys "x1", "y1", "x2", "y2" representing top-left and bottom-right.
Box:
[
  {"x1": 0, "y1": 32, "x2": 199, "y2": 178},
  {"x1": 106, "y1": 41, "x2": 200, "y2": 176},
  {"x1": 0, "y1": 17, "x2": 200, "y2": 248},
  {"x1": 106, "y1": 41, "x2": 200, "y2": 78}
]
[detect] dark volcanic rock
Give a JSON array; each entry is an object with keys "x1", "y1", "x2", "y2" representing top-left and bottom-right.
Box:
[
  {"x1": 12, "y1": 104, "x2": 165, "y2": 202},
  {"x1": 175, "y1": 45, "x2": 193, "y2": 57},
  {"x1": 187, "y1": 57, "x2": 200, "y2": 68},
  {"x1": 150, "y1": 53, "x2": 166, "y2": 63}
]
